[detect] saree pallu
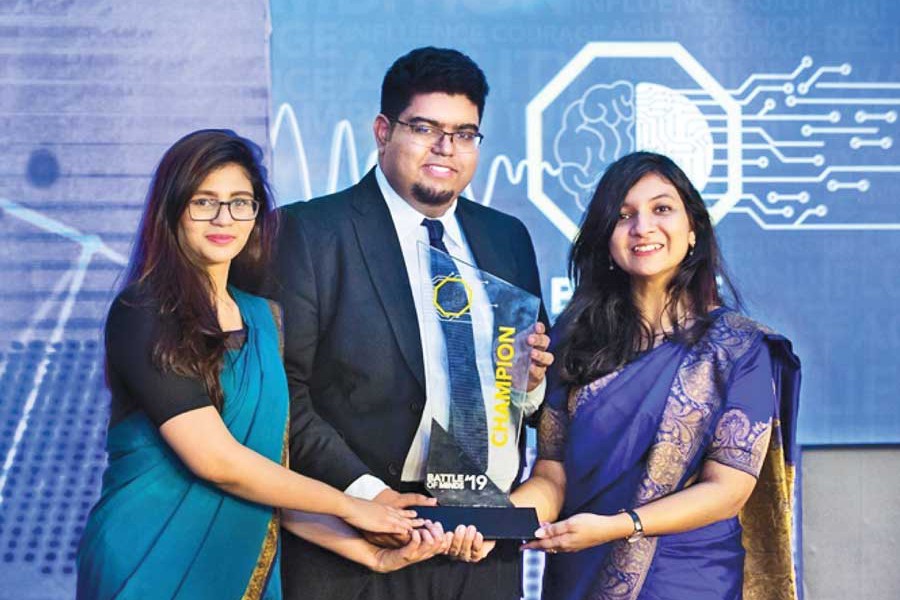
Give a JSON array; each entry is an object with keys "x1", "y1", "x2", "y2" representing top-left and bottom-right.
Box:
[
  {"x1": 77, "y1": 289, "x2": 288, "y2": 600},
  {"x1": 543, "y1": 310, "x2": 800, "y2": 600}
]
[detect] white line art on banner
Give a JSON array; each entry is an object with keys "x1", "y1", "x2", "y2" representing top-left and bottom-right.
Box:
[
  {"x1": 273, "y1": 43, "x2": 899, "y2": 240},
  {"x1": 0, "y1": 198, "x2": 126, "y2": 503}
]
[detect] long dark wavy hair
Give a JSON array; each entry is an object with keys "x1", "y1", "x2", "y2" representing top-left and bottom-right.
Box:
[
  {"x1": 557, "y1": 151, "x2": 741, "y2": 387},
  {"x1": 124, "y1": 129, "x2": 277, "y2": 410}
]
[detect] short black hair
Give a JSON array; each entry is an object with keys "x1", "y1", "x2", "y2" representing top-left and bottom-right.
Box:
[{"x1": 380, "y1": 46, "x2": 489, "y2": 121}]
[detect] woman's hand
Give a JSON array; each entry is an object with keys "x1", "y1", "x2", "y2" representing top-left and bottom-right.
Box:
[
  {"x1": 521, "y1": 513, "x2": 631, "y2": 553},
  {"x1": 342, "y1": 496, "x2": 422, "y2": 535},
  {"x1": 444, "y1": 525, "x2": 496, "y2": 563},
  {"x1": 372, "y1": 521, "x2": 453, "y2": 573},
  {"x1": 363, "y1": 488, "x2": 438, "y2": 548}
]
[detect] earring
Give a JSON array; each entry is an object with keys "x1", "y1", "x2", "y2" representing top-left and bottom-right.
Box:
[
  {"x1": 688, "y1": 244, "x2": 695, "y2": 257},
  {"x1": 608, "y1": 258, "x2": 615, "y2": 271}
]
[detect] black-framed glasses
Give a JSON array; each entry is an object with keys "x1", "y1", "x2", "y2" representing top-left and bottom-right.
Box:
[
  {"x1": 391, "y1": 119, "x2": 484, "y2": 152},
  {"x1": 187, "y1": 198, "x2": 260, "y2": 221}
]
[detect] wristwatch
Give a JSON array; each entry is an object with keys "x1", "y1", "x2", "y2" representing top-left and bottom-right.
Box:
[{"x1": 624, "y1": 509, "x2": 644, "y2": 543}]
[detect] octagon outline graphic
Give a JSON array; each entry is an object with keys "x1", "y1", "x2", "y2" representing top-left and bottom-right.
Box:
[
  {"x1": 526, "y1": 42, "x2": 743, "y2": 240},
  {"x1": 432, "y1": 275, "x2": 473, "y2": 319}
]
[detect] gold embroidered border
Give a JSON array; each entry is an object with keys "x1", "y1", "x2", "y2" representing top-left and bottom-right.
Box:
[
  {"x1": 589, "y1": 312, "x2": 763, "y2": 599},
  {"x1": 538, "y1": 404, "x2": 569, "y2": 461},
  {"x1": 707, "y1": 410, "x2": 773, "y2": 477},
  {"x1": 241, "y1": 410, "x2": 290, "y2": 599},
  {"x1": 265, "y1": 299, "x2": 285, "y2": 358},
  {"x1": 592, "y1": 537, "x2": 659, "y2": 600},
  {"x1": 242, "y1": 511, "x2": 280, "y2": 600},
  {"x1": 739, "y1": 422, "x2": 798, "y2": 600}
]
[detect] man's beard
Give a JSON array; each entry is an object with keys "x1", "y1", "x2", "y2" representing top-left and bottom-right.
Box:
[{"x1": 411, "y1": 182, "x2": 455, "y2": 206}]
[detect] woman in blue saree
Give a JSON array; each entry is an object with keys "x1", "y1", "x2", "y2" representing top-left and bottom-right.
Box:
[
  {"x1": 516, "y1": 152, "x2": 800, "y2": 600},
  {"x1": 77, "y1": 130, "x2": 449, "y2": 600}
]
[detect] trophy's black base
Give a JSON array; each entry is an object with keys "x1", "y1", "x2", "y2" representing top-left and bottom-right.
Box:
[{"x1": 413, "y1": 505, "x2": 540, "y2": 540}]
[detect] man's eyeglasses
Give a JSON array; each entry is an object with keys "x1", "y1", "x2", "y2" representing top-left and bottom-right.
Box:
[
  {"x1": 187, "y1": 198, "x2": 260, "y2": 221},
  {"x1": 391, "y1": 119, "x2": 484, "y2": 153}
]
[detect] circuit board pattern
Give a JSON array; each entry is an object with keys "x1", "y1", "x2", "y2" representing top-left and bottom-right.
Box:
[{"x1": 682, "y1": 55, "x2": 899, "y2": 230}]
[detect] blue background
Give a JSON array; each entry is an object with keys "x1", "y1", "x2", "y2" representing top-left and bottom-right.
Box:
[
  {"x1": 269, "y1": 1, "x2": 900, "y2": 446},
  {"x1": 0, "y1": 1, "x2": 897, "y2": 597}
]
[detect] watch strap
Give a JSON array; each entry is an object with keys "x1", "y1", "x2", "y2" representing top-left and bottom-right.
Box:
[{"x1": 624, "y1": 509, "x2": 644, "y2": 543}]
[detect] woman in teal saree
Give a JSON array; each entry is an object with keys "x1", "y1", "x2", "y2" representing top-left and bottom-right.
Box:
[
  {"x1": 77, "y1": 130, "x2": 448, "y2": 600},
  {"x1": 516, "y1": 152, "x2": 800, "y2": 600}
]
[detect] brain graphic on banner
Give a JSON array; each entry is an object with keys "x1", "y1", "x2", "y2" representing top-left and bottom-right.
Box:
[
  {"x1": 526, "y1": 42, "x2": 743, "y2": 241},
  {"x1": 552, "y1": 79, "x2": 720, "y2": 209}
]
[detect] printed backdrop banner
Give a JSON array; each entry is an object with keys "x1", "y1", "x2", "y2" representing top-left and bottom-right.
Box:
[{"x1": 270, "y1": 1, "x2": 900, "y2": 446}]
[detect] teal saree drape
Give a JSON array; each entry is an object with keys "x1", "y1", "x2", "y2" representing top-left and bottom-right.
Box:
[{"x1": 77, "y1": 288, "x2": 288, "y2": 600}]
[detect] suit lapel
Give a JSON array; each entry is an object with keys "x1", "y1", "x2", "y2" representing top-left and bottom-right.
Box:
[
  {"x1": 349, "y1": 170, "x2": 425, "y2": 390},
  {"x1": 455, "y1": 199, "x2": 512, "y2": 283}
]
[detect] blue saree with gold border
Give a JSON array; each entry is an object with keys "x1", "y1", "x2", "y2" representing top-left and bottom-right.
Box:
[
  {"x1": 540, "y1": 309, "x2": 801, "y2": 600},
  {"x1": 77, "y1": 288, "x2": 288, "y2": 600}
]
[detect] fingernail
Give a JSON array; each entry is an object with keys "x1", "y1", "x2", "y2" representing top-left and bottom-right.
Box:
[{"x1": 535, "y1": 528, "x2": 546, "y2": 538}]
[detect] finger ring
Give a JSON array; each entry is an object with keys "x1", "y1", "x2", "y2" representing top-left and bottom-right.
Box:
[{"x1": 548, "y1": 549, "x2": 557, "y2": 554}]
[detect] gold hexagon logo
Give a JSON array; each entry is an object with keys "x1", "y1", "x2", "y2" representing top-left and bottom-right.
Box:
[{"x1": 432, "y1": 275, "x2": 472, "y2": 319}]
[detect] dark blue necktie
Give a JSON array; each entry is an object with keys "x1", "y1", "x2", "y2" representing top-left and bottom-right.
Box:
[{"x1": 422, "y1": 218, "x2": 488, "y2": 471}]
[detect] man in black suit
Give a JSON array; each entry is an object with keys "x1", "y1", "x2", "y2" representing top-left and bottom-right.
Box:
[{"x1": 275, "y1": 47, "x2": 552, "y2": 600}]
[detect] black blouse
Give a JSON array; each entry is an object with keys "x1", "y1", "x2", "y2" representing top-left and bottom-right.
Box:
[{"x1": 105, "y1": 286, "x2": 244, "y2": 428}]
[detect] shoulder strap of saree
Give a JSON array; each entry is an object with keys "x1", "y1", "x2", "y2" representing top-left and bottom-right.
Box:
[
  {"x1": 227, "y1": 288, "x2": 288, "y2": 599},
  {"x1": 241, "y1": 297, "x2": 289, "y2": 600}
]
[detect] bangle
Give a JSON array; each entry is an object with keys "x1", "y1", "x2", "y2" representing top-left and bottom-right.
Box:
[{"x1": 624, "y1": 509, "x2": 644, "y2": 543}]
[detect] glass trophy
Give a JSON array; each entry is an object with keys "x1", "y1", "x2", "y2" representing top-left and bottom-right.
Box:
[{"x1": 413, "y1": 242, "x2": 541, "y2": 539}]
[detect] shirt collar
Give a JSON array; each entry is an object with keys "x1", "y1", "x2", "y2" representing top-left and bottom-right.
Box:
[{"x1": 375, "y1": 165, "x2": 465, "y2": 252}]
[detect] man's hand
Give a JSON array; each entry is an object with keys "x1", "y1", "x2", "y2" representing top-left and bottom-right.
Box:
[
  {"x1": 444, "y1": 524, "x2": 496, "y2": 563},
  {"x1": 363, "y1": 488, "x2": 437, "y2": 548},
  {"x1": 526, "y1": 322, "x2": 553, "y2": 392}
]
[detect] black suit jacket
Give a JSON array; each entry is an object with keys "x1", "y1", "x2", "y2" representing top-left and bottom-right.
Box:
[{"x1": 274, "y1": 169, "x2": 546, "y2": 599}]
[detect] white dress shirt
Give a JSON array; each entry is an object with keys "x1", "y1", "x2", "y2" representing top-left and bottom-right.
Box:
[{"x1": 344, "y1": 167, "x2": 545, "y2": 500}]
